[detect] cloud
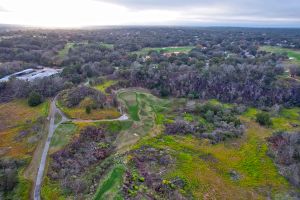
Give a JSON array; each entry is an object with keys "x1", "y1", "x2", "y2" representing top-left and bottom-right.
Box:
[
  {"x1": 0, "y1": 0, "x2": 299, "y2": 27},
  {"x1": 96, "y1": 0, "x2": 300, "y2": 25},
  {"x1": 0, "y1": 6, "x2": 8, "y2": 12}
]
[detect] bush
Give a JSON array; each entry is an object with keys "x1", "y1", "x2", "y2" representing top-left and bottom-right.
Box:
[
  {"x1": 256, "y1": 112, "x2": 273, "y2": 126},
  {"x1": 85, "y1": 106, "x2": 91, "y2": 114},
  {"x1": 28, "y1": 91, "x2": 42, "y2": 107}
]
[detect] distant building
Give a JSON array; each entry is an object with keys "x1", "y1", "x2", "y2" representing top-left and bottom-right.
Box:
[{"x1": 0, "y1": 67, "x2": 62, "y2": 83}]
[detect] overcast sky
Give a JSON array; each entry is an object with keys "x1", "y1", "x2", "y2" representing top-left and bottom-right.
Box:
[{"x1": 0, "y1": 0, "x2": 299, "y2": 28}]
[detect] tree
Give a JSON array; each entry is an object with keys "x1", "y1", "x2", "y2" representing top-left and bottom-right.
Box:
[
  {"x1": 28, "y1": 91, "x2": 42, "y2": 107},
  {"x1": 256, "y1": 112, "x2": 273, "y2": 127}
]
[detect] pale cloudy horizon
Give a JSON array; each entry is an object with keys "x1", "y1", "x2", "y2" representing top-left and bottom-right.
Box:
[{"x1": 0, "y1": 0, "x2": 299, "y2": 28}]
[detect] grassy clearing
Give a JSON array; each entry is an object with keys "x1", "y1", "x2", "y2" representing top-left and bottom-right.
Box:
[
  {"x1": 132, "y1": 46, "x2": 195, "y2": 55},
  {"x1": 57, "y1": 100, "x2": 120, "y2": 120},
  {"x1": 243, "y1": 107, "x2": 300, "y2": 131},
  {"x1": 260, "y1": 45, "x2": 300, "y2": 64},
  {"x1": 93, "y1": 165, "x2": 125, "y2": 200},
  {"x1": 58, "y1": 42, "x2": 75, "y2": 58},
  {"x1": 0, "y1": 99, "x2": 49, "y2": 131},
  {"x1": 49, "y1": 122, "x2": 78, "y2": 154},
  {"x1": 94, "y1": 80, "x2": 118, "y2": 94},
  {"x1": 0, "y1": 100, "x2": 49, "y2": 158},
  {"x1": 242, "y1": 107, "x2": 258, "y2": 120},
  {"x1": 272, "y1": 107, "x2": 300, "y2": 131},
  {"x1": 99, "y1": 43, "x2": 114, "y2": 50}
]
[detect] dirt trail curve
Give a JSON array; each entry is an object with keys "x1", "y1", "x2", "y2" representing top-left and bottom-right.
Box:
[{"x1": 33, "y1": 96, "x2": 128, "y2": 200}]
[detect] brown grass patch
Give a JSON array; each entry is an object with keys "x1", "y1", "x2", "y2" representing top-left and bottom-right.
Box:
[{"x1": 0, "y1": 99, "x2": 49, "y2": 131}]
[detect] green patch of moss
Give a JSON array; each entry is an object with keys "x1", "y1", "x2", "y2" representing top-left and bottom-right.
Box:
[
  {"x1": 94, "y1": 80, "x2": 118, "y2": 94},
  {"x1": 243, "y1": 107, "x2": 259, "y2": 119}
]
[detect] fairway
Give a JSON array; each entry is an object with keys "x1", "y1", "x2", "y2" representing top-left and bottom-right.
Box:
[
  {"x1": 260, "y1": 45, "x2": 300, "y2": 64},
  {"x1": 115, "y1": 88, "x2": 170, "y2": 152}
]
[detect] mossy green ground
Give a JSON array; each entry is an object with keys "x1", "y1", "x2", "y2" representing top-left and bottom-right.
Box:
[
  {"x1": 132, "y1": 46, "x2": 195, "y2": 55},
  {"x1": 94, "y1": 80, "x2": 118, "y2": 94},
  {"x1": 243, "y1": 107, "x2": 300, "y2": 131}
]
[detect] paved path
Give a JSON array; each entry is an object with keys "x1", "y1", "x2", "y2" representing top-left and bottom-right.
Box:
[
  {"x1": 33, "y1": 98, "x2": 64, "y2": 200},
  {"x1": 33, "y1": 96, "x2": 127, "y2": 200}
]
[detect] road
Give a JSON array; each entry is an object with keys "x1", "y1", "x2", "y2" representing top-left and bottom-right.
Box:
[{"x1": 33, "y1": 96, "x2": 128, "y2": 200}]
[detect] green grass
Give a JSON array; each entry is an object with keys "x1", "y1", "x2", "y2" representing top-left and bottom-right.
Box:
[
  {"x1": 93, "y1": 165, "x2": 125, "y2": 200},
  {"x1": 115, "y1": 88, "x2": 170, "y2": 152},
  {"x1": 132, "y1": 46, "x2": 195, "y2": 55},
  {"x1": 260, "y1": 45, "x2": 300, "y2": 64},
  {"x1": 41, "y1": 177, "x2": 66, "y2": 200},
  {"x1": 11, "y1": 168, "x2": 31, "y2": 200},
  {"x1": 94, "y1": 80, "x2": 118, "y2": 94},
  {"x1": 58, "y1": 42, "x2": 75, "y2": 58},
  {"x1": 56, "y1": 98, "x2": 120, "y2": 120},
  {"x1": 272, "y1": 107, "x2": 300, "y2": 131},
  {"x1": 128, "y1": 104, "x2": 140, "y2": 121},
  {"x1": 54, "y1": 112, "x2": 62, "y2": 124},
  {"x1": 50, "y1": 122, "x2": 78, "y2": 153},
  {"x1": 99, "y1": 43, "x2": 114, "y2": 50},
  {"x1": 96, "y1": 120, "x2": 133, "y2": 132},
  {"x1": 243, "y1": 107, "x2": 259, "y2": 119},
  {"x1": 243, "y1": 106, "x2": 300, "y2": 131}
]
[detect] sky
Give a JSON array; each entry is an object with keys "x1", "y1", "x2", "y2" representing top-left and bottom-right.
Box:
[{"x1": 0, "y1": 0, "x2": 299, "y2": 28}]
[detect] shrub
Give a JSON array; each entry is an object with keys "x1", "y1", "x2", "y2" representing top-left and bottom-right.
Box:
[
  {"x1": 85, "y1": 106, "x2": 91, "y2": 114},
  {"x1": 256, "y1": 112, "x2": 273, "y2": 126},
  {"x1": 28, "y1": 91, "x2": 42, "y2": 107}
]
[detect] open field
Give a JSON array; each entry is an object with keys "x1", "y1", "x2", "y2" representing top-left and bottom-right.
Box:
[
  {"x1": 132, "y1": 46, "x2": 195, "y2": 55},
  {"x1": 99, "y1": 43, "x2": 114, "y2": 50},
  {"x1": 0, "y1": 100, "x2": 49, "y2": 157},
  {"x1": 243, "y1": 106, "x2": 300, "y2": 132},
  {"x1": 58, "y1": 42, "x2": 75, "y2": 58},
  {"x1": 260, "y1": 45, "x2": 300, "y2": 64},
  {"x1": 0, "y1": 99, "x2": 49, "y2": 131}
]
